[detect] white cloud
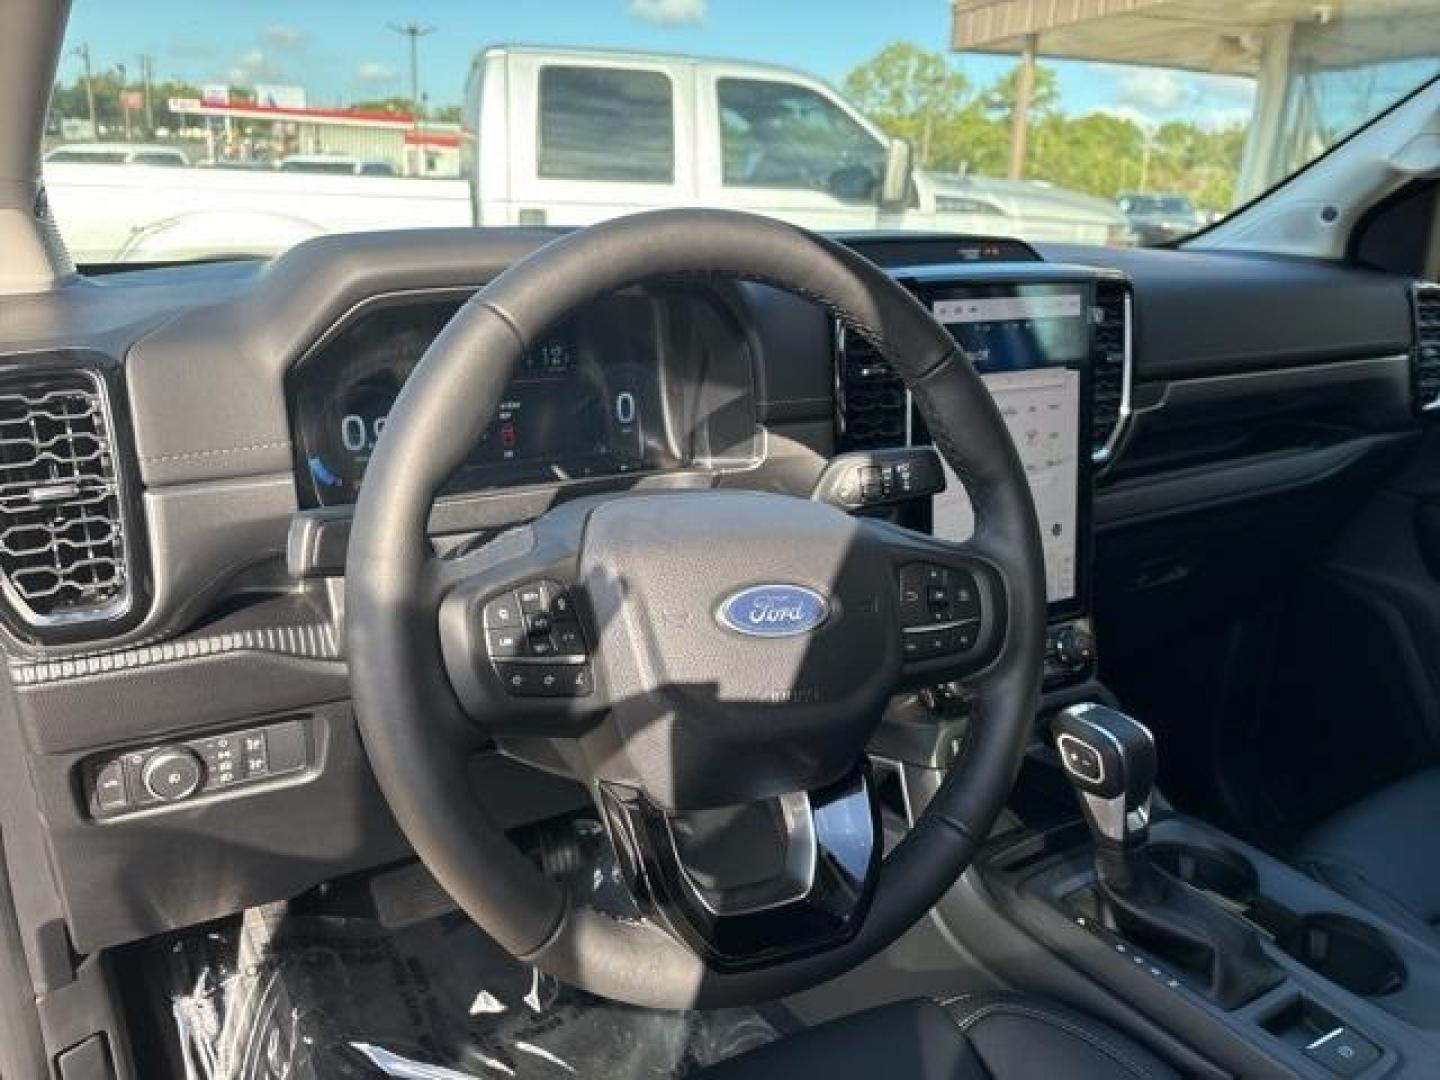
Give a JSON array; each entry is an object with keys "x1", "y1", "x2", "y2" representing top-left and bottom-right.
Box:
[
  {"x1": 227, "y1": 48, "x2": 286, "y2": 84},
  {"x1": 263, "y1": 23, "x2": 307, "y2": 50},
  {"x1": 627, "y1": 0, "x2": 707, "y2": 26},
  {"x1": 1119, "y1": 69, "x2": 1195, "y2": 112},
  {"x1": 356, "y1": 61, "x2": 397, "y2": 85},
  {"x1": 1091, "y1": 104, "x2": 1155, "y2": 130}
]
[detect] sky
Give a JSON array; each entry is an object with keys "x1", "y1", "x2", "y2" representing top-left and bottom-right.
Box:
[{"x1": 59, "y1": 0, "x2": 1257, "y2": 129}]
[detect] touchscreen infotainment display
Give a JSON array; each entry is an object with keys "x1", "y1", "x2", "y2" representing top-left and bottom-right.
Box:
[{"x1": 925, "y1": 284, "x2": 1088, "y2": 608}]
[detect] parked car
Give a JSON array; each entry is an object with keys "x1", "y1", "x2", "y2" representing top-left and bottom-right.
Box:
[
  {"x1": 44, "y1": 141, "x2": 189, "y2": 166},
  {"x1": 43, "y1": 47, "x2": 1130, "y2": 263},
  {"x1": 1116, "y1": 191, "x2": 1202, "y2": 243}
]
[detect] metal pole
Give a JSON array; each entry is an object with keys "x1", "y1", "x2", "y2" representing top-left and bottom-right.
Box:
[
  {"x1": 140, "y1": 54, "x2": 154, "y2": 133},
  {"x1": 72, "y1": 44, "x2": 97, "y2": 138},
  {"x1": 1007, "y1": 33, "x2": 1038, "y2": 182},
  {"x1": 388, "y1": 22, "x2": 435, "y2": 175}
]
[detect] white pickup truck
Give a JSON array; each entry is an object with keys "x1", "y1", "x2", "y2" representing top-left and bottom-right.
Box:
[{"x1": 45, "y1": 46, "x2": 1131, "y2": 263}]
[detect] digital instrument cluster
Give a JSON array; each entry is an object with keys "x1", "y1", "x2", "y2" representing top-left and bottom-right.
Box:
[{"x1": 288, "y1": 296, "x2": 680, "y2": 507}]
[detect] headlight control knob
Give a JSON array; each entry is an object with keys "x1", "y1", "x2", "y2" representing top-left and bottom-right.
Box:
[{"x1": 142, "y1": 746, "x2": 204, "y2": 801}]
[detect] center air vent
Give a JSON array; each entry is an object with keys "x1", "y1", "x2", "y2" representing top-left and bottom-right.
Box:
[
  {"x1": 0, "y1": 366, "x2": 133, "y2": 638},
  {"x1": 1412, "y1": 283, "x2": 1440, "y2": 415},
  {"x1": 834, "y1": 323, "x2": 909, "y2": 451},
  {"x1": 1091, "y1": 279, "x2": 1132, "y2": 465}
]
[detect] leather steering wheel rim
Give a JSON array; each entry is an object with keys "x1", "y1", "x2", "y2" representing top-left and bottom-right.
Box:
[{"x1": 345, "y1": 209, "x2": 1047, "y2": 1008}]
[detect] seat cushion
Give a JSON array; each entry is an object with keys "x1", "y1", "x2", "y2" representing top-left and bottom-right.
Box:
[
  {"x1": 694, "y1": 995, "x2": 1178, "y2": 1079},
  {"x1": 1295, "y1": 768, "x2": 1440, "y2": 939}
]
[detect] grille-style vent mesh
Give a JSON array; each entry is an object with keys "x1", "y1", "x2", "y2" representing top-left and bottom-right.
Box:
[
  {"x1": 835, "y1": 325, "x2": 908, "y2": 451},
  {"x1": 1091, "y1": 281, "x2": 1130, "y2": 460},
  {"x1": 0, "y1": 371, "x2": 128, "y2": 624},
  {"x1": 1413, "y1": 285, "x2": 1440, "y2": 414}
]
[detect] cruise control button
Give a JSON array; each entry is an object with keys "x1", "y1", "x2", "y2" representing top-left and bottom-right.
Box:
[
  {"x1": 552, "y1": 621, "x2": 586, "y2": 656},
  {"x1": 529, "y1": 635, "x2": 559, "y2": 657},
  {"x1": 527, "y1": 612, "x2": 553, "y2": 638},
  {"x1": 483, "y1": 593, "x2": 522, "y2": 629},
  {"x1": 487, "y1": 627, "x2": 526, "y2": 657},
  {"x1": 546, "y1": 583, "x2": 577, "y2": 619},
  {"x1": 497, "y1": 664, "x2": 540, "y2": 696},
  {"x1": 517, "y1": 582, "x2": 547, "y2": 614}
]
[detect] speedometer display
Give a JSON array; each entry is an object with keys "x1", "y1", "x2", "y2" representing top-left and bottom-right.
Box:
[{"x1": 288, "y1": 295, "x2": 679, "y2": 507}]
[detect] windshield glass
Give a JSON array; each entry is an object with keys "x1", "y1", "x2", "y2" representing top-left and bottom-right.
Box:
[{"x1": 45, "y1": 0, "x2": 1440, "y2": 264}]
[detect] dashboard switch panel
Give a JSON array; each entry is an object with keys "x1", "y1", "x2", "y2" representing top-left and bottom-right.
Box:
[{"x1": 85, "y1": 718, "x2": 310, "y2": 819}]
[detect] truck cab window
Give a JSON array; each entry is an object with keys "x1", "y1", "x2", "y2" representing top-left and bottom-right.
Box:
[
  {"x1": 717, "y1": 77, "x2": 886, "y2": 200},
  {"x1": 538, "y1": 67, "x2": 674, "y2": 184}
]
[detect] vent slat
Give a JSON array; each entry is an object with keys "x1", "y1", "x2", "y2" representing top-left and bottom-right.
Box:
[
  {"x1": 0, "y1": 370, "x2": 128, "y2": 625},
  {"x1": 1413, "y1": 284, "x2": 1440, "y2": 414}
]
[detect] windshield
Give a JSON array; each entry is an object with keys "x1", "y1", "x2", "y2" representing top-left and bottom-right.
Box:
[{"x1": 44, "y1": 0, "x2": 1440, "y2": 265}]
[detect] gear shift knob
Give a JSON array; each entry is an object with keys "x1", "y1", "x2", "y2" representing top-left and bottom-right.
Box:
[{"x1": 1051, "y1": 703, "x2": 1156, "y2": 848}]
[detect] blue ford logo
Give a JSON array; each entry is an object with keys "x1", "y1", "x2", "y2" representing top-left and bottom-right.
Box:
[{"x1": 717, "y1": 584, "x2": 830, "y2": 638}]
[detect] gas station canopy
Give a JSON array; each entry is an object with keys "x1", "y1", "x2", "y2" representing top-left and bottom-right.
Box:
[
  {"x1": 950, "y1": 0, "x2": 1440, "y2": 201},
  {"x1": 951, "y1": 0, "x2": 1440, "y2": 76}
]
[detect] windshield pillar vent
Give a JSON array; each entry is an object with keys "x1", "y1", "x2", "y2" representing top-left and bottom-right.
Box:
[
  {"x1": 1412, "y1": 283, "x2": 1440, "y2": 415},
  {"x1": 834, "y1": 322, "x2": 909, "y2": 451},
  {"x1": 1091, "y1": 279, "x2": 1133, "y2": 466},
  {"x1": 0, "y1": 364, "x2": 137, "y2": 643}
]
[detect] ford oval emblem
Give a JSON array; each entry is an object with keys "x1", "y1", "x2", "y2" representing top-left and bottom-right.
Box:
[{"x1": 717, "y1": 584, "x2": 830, "y2": 638}]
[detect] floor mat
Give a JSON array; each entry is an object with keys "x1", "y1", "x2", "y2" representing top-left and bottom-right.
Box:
[{"x1": 157, "y1": 904, "x2": 786, "y2": 1080}]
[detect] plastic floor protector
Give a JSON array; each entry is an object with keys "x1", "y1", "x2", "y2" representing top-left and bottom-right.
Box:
[{"x1": 157, "y1": 900, "x2": 786, "y2": 1080}]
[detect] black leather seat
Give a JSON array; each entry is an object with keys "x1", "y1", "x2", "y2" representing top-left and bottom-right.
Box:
[
  {"x1": 696, "y1": 996, "x2": 1179, "y2": 1079},
  {"x1": 1295, "y1": 768, "x2": 1440, "y2": 939}
]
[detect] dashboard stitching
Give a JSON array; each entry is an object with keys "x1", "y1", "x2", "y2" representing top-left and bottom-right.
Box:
[{"x1": 140, "y1": 439, "x2": 292, "y2": 464}]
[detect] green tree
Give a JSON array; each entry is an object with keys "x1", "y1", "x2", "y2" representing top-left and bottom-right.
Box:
[
  {"x1": 842, "y1": 43, "x2": 971, "y2": 167},
  {"x1": 984, "y1": 63, "x2": 1060, "y2": 127}
]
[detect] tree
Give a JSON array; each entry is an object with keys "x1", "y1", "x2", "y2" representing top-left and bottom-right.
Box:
[
  {"x1": 983, "y1": 63, "x2": 1059, "y2": 127},
  {"x1": 842, "y1": 43, "x2": 971, "y2": 167}
]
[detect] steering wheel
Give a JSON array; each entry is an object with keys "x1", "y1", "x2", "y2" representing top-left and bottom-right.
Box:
[{"x1": 346, "y1": 209, "x2": 1046, "y2": 1009}]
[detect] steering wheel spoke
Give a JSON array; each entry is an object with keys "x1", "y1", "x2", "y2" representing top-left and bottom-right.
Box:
[{"x1": 596, "y1": 766, "x2": 881, "y2": 971}]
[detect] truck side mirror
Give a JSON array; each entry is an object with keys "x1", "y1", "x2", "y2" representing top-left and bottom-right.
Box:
[{"x1": 879, "y1": 138, "x2": 913, "y2": 210}]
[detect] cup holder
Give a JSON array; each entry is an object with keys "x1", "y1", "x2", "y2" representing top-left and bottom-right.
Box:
[
  {"x1": 1282, "y1": 914, "x2": 1407, "y2": 998},
  {"x1": 1149, "y1": 841, "x2": 1258, "y2": 909}
]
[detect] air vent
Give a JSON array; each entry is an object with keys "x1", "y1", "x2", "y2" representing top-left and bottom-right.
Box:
[
  {"x1": 0, "y1": 368, "x2": 132, "y2": 635},
  {"x1": 834, "y1": 323, "x2": 909, "y2": 451},
  {"x1": 1412, "y1": 283, "x2": 1440, "y2": 415},
  {"x1": 1091, "y1": 279, "x2": 1132, "y2": 465}
]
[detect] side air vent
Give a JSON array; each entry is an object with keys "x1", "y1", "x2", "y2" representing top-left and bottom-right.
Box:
[
  {"x1": 834, "y1": 323, "x2": 909, "y2": 451},
  {"x1": 0, "y1": 367, "x2": 133, "y2": 638},
  {"x1": 1091, "y1": 279, "x2": 1133, "y2": 465},
  {"x1": 1412, "y1": 283, "x2": 1440, "y2": 415}
]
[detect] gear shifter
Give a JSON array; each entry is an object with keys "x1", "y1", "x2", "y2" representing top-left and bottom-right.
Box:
[{"x1": 1053, "y1": 704, "x2": 1282, "y2": 1009}]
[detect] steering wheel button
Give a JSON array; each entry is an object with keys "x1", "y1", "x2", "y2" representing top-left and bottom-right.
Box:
[
  {"x1": 487, "y1": 628, "x2": 526, "y2": 657},
  {"x1": 567, "y1": 664, "x2": 594, "y2": 697},
  {"x1": 948, "y1": 570, "x2": 980, "y2": 617},
  {"x1": 529, "y1": 635, "x2": 559, "y2": 657},
  {"x1": 483, "y1": 593, "x2": 522, "y2": 629},
  {"x1": 898, "y1": 565, "x2": 929, "y2": 624},
  {"x1": 527, "y1": 612, "x2": 553, "y2": 637},
  {"x1": 517, "y1": 583, "x2": 547, "y2": 613},
  {"x1": 552, "y1": 621, "x2": 586, "y2": 656},
  {"x1": 496, "y1": 664, "x2": 538, "y2": 696},
  {"x1": 548, "y1": 588, "x2": 576, "y2": 618}
]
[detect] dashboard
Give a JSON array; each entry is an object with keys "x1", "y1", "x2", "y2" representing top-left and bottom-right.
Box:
[
  {"x1": 288, "y1": 289, "x2": 760, "y2": 508},
  {"x1": 0, "y1": 223, "x2": 1423, "y2": 975}
]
